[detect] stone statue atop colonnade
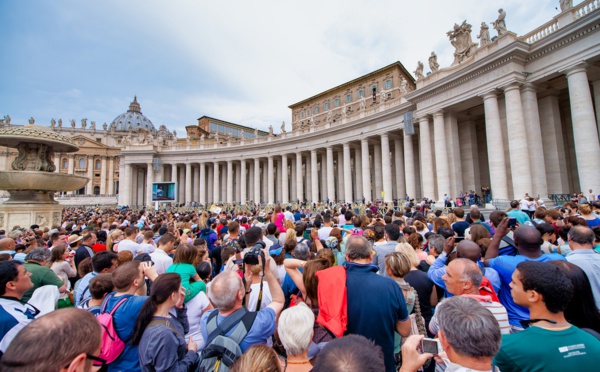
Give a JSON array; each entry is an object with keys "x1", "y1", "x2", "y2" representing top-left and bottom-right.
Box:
[{"x1": 447, "y1": 20, "x2": 478, "y2": 65}]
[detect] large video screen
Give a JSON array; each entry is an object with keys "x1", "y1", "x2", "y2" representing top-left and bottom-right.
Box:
[{"x1": 152, "y1": 182, "x2": 177, "y2": 202}]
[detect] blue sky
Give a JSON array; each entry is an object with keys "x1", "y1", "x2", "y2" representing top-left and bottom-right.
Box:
[{"x1": 0, "y1": 0, "x2": 568, "y2": 135}]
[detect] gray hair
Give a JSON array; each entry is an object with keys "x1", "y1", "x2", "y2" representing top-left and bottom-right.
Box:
[
  {"x1": 208, "y1": 271, "x2": 242, "y2": 311},
  {"x1": 8, "y1": 230, "x2": 21, "y2": 240},
  {"x1": 454, "y1": 258, "x2": 483, "y2": 287},
  {"x1": 427, "y1": 234, "x2": 445, "y2": 255},
  {"x1": 293, "y1": 242, "x2": 310, "y2": 261},
  {"x1": 568, "y1": 226, "x2": 595, "y2": 246},
  {"x1": 25, "y1": 248, "x2": 51, "y2": 262},
  {"x1": 346, "y1": 236, "x2": 372, "y2": 260},
  {"x1": 436, "y1": 296, "x2": 501, "y2": 358},
  {"x1": 278, "y1": 303, "x2": 314, "y2": 356}
]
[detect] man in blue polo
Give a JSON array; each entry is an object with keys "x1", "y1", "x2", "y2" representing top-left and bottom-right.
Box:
[
  {"x1": 484, "y1": 219, "x2": 565, "y2": 332},
  {"x1": 345, "y1": 236, "x2": 410, "y2": 372}
]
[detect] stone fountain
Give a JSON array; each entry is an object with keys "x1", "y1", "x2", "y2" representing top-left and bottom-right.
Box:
[{"x1": 0, "y1": 125, "x2": 88, "y2": 230}]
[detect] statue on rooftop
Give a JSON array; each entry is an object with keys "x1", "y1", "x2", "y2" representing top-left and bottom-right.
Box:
[
  {"x1": 81, "y1": 118, "x2": 87, "y2": 129},
  {"x1": 477, "y1": 22, "x2": 491, "y2": 47},
  {"x1": 50, "y1": 118, "x2": 56, "y2": 128},
  {"x1": 429, "y1": 52, "x2": 439, "y2": 72},
  {"x1": 186, "y1": 134, "x2": 191, "y2": 146},
  {"x1": 492, "y1": 8, "x2": 507, "y2": 36},
  {"x1": 29, "y1": 117, "x2": 35, "y2": 124},
  {"x1": 103, "y1": 122, "x2": 107, "y2": 131},
  {"x1": 400, "y1": 77, "x2": 409, "y2": 94},
  {"x1": 447, "y1": 21, "x2": 478, "y2": 65},
  {"x1": 200, "y1": 133, "x2": 205, "y2": 143},
  {"x1": 414, "y1": 61, "x2": 425, "y2": 79},
  {"x1": 280, "y1": 121, "x2": 286, "y2": 133},
  {"x1": 560, "y1": 0, "x2": 572, "y2": 11},
  {"x1": 4, "y1": 115, "x2": 10, "y2": 125},
  {"x1": 58, "y1": 119, "x2": 62, "y2": 128},
  {"x1": 268, "y1": 125, "x2": 274, "y2": 136},
  {"x1": 90, "y1": 121, "x2": 96, "y2": 131}
]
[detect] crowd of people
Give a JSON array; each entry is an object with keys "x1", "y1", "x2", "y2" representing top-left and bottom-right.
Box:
[{"x1": 0, "y1": 197, "x2": 599, "y2": 372}]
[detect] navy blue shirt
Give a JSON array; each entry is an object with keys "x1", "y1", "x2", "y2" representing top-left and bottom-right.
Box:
[{"x1": 345, "y1": 262, "x2": 409, "y2": 372}]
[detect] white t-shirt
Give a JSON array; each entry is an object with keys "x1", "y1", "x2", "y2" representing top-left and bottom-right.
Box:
[
  {"x1": 149, "y1": 249, "x2": 173, "y2": 275},
  {"x1": 247, "y1": 281, "x2": 272, "y2": 312},
  {"x1": 117, "y1": 239, "x2": 142, "y2": 255},
  {"x1": 520, "y1": 198, "x2": 531, "y2": 210},
  {"x1": 139, "y1": 242, "x2": 156, "y2": 254},
  {"x1": 318, "y1": 226, "x2": 333, "y2": 241},
  {"x1": 284, "y1": 211, "x2": 294, "y2": 222}
]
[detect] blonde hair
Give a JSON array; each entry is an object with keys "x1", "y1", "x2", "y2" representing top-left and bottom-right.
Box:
[
  {"x1": 395, "y1": 242, "x2": 420, "y2": 267},
  {"x1": 106, "y1": 230, "x2": 124, "y2": 252},
  {"x1": 385, "y1": 251, "x2": 413, "y2": 278},
  {"x1": 579, "y1": 203, "x2": 592, "y2": 215},
  {"x1": 231, "y1": 345, "x2": 281, "y2": 372}
]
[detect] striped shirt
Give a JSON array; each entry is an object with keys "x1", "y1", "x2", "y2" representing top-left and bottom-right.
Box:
[{"x1": 429, "y1": 294, "x2": 511, "y2": 335}]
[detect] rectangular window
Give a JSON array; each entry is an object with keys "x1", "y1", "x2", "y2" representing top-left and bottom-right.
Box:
[
  {"x1": 210, "y1": 123, "x2": 217, "y2": 132},
  {"x1": 301, "y1": 111, "x2": 305, "y2": 119},
  {"x1": 371, "y1": 84, "x2": 378, "y2": 93},
  {"x1": 358, "y1": 90, "x2": 364, "y2": 97},
  {"x1": 218, "y1": 125, "x2": 225, "y2": 134},
  {"x1": 384, "y1": 79, "x2": 392, "y2": 89},
  {"x1": 313, "y1": 105, "x2": 319, "y2": 114},
  {"x1": 334, "y1": 98, "x2": 340, "y2": 107},
  {"x1": 345, "y1": 94, "x2": 352, "y2": 103},
  {"x1": 306, "y1": 109, "x2": 310, "y2": 117},
  {"x1": 232, "y1": 128, "x2": 240, "y2": 137},
  {"x1": 324, "y1": 102, "x2": 329, "y2": 110}
]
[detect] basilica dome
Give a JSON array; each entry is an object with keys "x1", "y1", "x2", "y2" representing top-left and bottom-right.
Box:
[{"x1": 110, "y1": 96, "x2": 155, "y2": 132}]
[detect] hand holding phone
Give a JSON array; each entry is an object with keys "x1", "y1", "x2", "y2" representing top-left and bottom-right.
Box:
[{"x1": 421, "y1": 338, "x2": 440, "y2": 355}]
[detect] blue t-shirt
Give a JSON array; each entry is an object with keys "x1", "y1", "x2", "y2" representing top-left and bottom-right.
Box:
[
  {"x1": 103, "y1": 293, "x2": 148, "y2": 372},
  {"x1": 345, "y1": 263, "x2": 408, "y2": 372},
  {"x1": 488, "y1": 254, "x2": 565, "y2": 326},
  {"x1": 200, "y1": 308, "x2": 276, "y2": 352}
]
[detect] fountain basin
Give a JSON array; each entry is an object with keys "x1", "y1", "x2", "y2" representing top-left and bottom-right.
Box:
[{"x1": 0, "y1": 171, "x2": 89, "y2": 192}]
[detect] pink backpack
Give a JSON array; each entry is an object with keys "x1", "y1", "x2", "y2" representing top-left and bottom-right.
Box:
[{"x1": 97, "y1": 295, "x2": 129, "y2": 363}]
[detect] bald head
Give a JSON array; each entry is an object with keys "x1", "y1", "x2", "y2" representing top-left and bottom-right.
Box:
[
  {"x1": 0, "y1": 238, "x2": 16, "y2": 250},
  {"x1": 514, "y1": 226, "x2": 542, "y2": 252},
  {"x1": 208, "y1": 270, "x2": 243, "y2": 312},
  {"x1": 456, "y1": 240, "x2": 481, "y2": 262}
]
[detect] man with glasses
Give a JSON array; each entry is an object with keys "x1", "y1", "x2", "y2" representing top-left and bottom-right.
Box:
[
  {"x1": 0, "y1": 308, "x2": 104, "y2": 372},
  {"x1": 0, "y1": 261, "x2": 35, "y2": 359}
]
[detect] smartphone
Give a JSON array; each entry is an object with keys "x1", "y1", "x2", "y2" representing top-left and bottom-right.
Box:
[
  {"x1": 421, "y1": 338, "x2": 440, "y2": 354},
  {"x1": 508, "y1": 217, "x2": 517, "y2": 228}
]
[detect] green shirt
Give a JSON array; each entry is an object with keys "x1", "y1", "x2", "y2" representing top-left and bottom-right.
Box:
[
  {"x1": 494, "y1": 325, "x2": 600, "y2": 372},
  {"x1": 166, "y1": 263, "x2": 206, "y2": 302},
  {"x1": 22, "y1": 261, "x2": 65, "y2": 303}
]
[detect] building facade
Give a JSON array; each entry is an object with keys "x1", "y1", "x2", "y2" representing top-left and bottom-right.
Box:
[{"x1": 118, "y1": 2, "x2": 600, "y2": 207}]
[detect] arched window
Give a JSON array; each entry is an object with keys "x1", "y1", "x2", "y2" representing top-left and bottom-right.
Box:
[
  {"x1": 62, "y1": 158, "x2": 68, "y2": 169},
  {"x1": 78, "y1": 158, "x2": 86, "y2": 169},
  {"x1": 95, "y1": 159, "x2": 101, "y2": 170}
]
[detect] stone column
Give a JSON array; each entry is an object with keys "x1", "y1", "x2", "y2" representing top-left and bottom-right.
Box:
[
  {"x1": 100, "y1": 156, "x2": 107, "y2": 195},
  {"x1": 394, "y1": 138, "x2": 405, "y2": 199},
  {"x1": 192, "y1": 165, "x2": 198, "y2": 202},
  {"x1": 360, "y1": 139, "x2": 371, "y2": 201},
  {"x1": 460, "y1": 120, "x2": 480, "y2": 193},
  {"x1": 213, "y1": 162, "x2": 220, "y2": 203},
  {"x1": 146, "y1": 163, "x2": 153, "y2": 206},
  {"x1": 207, "y1": 165, "x2": 213, "y2": 203},
  {"x1": 254, "y1": 159, "x2": 261, "y2": 203},
  {"x1": 171, "y1": 164, "x2": 177, "y2": 183},
  {"x1": 320, "y1": 156, "x2": 326, "y2": 202},
  {"x1": 267, "y1": 156, "x2": 274, "y2": 204},
  {"x1": 290, "y1": 157, "x2": 297, "y2": 202},
  {"x1": 240, "y1": 160, "x2": 247, "y2": 204},
  {"x1": 120, "y1": 164, "x2": 132, "y2": 205},
  {"x1": 404, "y1": 133, "x2": 416, "y2": 199},
  {"x1": 521, "y1": 84, "x2": 548, "y2": 198},
  {"x1": 326, "y1": 146, "x2": 335, "y2": 201},
  {"x1": 354, "y1": 147, "x2": 363, "y2": 200},
  {"x1": 593, "y1": 80, "x2": 600, "y2": 142},
  {"x1": 343, "y1": 143, "x2": 353, "y2": 202},
  {"x1": 538, "y1": 96, "x2": 569, "y2": 193},
  {"x1": 447, "y1": 113, "x2": 463, "y2": 198},
  {"x1": 68, "y1": 154, "x2": 74, "y2": 174},
  {"x1": 335, "y1": 150, "x2": 343, "y2": 202},
  {"x1": 108, "y1": 157, "x2": 115, "y2": 195},
  {"x1": 418, "y1": 117, "x2": 435, "y2": 199},
  {"x1": 503, "y1": 83, "x2": 533, "y2": 198},
  {"x1": 433, "y1": 112, "x2": 450, "y2": 201},
  {"x1": 199, "y1": 162, "x2": 206, "y2": 204},
  {"x1": 248, "y1": 161, "x2": 254, "y2": 202},
  {"x1": 566, "y1": 65, "x2": 600, "y2": 192},
  {"x1": 380, "y1": 134, "x2": 393, "y2": 202},
  {"x1": 235, "y1": 162, "x2": 241, "y2": 202},
  {"x1": 482, "y1": 92, "x2": 509, "y2": 200},
  {"x1": 185, "y1": 163, "x2": 193, "y2": 203},
  {"x1": 86, "y1": 157, "x2": 94, "y2": 195},
  {"x1": 296, "y1": 153, "x2": 303, "y2": 202},
  {"x1": 226, "y1": 160, "x2": 233, "y2": 203},
  {"x1": 54, "y1": 153, "x2": 60, "y2": 173},
  {"x1": 373, "y1": 143, "x2": 382, "y2": 200},
  {"x1": 281, "y1": 155, "x2": 289, "y2": 203},
  {"x1": 311, "y1": 149, "x2": 319, "y2": 202}
]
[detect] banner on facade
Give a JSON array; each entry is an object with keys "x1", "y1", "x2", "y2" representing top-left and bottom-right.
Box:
[{"x1": 404, "y1": 111, "x2": 414, "y2": 136}]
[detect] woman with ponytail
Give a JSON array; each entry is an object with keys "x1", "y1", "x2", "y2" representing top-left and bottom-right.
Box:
[{"x1": 132, "y1": 273, "x2": 199, "y2": 371}]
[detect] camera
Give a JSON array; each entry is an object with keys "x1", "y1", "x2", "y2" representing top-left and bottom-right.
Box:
[
  {"x1": 421, "y1": 338, "x2": 440, "y2": 354},
  {"x1": 243, "y1": 242, "x2": 266, "y2": 266}
]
